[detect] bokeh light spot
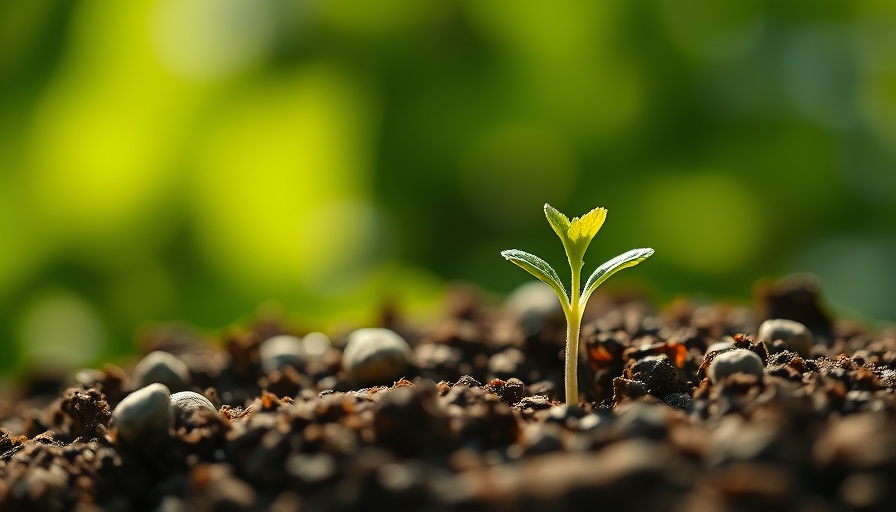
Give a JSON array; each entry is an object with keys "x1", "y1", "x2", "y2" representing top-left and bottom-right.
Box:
[
  {"x1": 658, "y1": 0, "x2": 765, "y2": 62},
  {"x1": 152, "y1": 0, "x2": 277, "y2": 81},
  {"x1": 18, "y1": 290, "x2": 105, "y2": 372},
  {"x1": 191, "y1": 66, "x2": 376, "y2": 294}
]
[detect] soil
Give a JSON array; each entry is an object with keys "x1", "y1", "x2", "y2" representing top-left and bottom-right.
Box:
[{"x1": 3, "y1": 276, "x2": 896, "y2": 511}]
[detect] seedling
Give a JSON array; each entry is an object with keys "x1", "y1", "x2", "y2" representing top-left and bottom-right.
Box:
[{"x1": 501, "y1": 204, "x2": 654, "y2": 405}]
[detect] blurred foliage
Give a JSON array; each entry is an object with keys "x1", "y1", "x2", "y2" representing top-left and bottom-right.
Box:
[{"x1": 1, "y1": 0, "x2": 896, "y2": 375}]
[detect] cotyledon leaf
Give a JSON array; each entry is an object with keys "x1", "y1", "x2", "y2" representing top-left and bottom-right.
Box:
[
  {"x1": 500, "y1": 249, "x2": 569, "y2": 307},
  {"x1": 580, "y1": 248, "x2": 654, "y2": 306}
]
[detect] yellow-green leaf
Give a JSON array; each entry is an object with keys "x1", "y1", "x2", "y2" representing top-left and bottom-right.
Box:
[{"x1": 567, "y1": 207, "x2": 607, "y2": 245}]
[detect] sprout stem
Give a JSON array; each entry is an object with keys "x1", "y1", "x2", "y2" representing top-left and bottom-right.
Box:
[
  {"x1": 564, "y1": 305, "x2": 583, "y2": 405},
  {"x1": 564, "y1": 255, "x2": 583, "y2": 405}
]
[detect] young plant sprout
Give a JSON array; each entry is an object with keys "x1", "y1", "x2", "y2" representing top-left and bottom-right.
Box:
[{"x1": 501, "y1": 204, "x2": 654, "y2": 405}]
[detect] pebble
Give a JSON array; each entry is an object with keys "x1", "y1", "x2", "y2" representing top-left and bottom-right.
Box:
[
  {"x1": 259, "y1": 335, "x2": 305, "y2": 373},
  {"x1": 708, "y1": 349, "x2": 765, "y2": 384},
  {"x1": 170, "y1": 391, "x2": 218, "y2": 422},
  {"x1": 133, "y1": 351, "x2": 191, "y2": 392},
  {"x1": 112, "y1": 383, "x2": 173, "y2": 443},
  {"x1": 342, "y1": 328, "x2": 412, "y2": 386},
  {"x1": 757, "y1": 319, "x2": 813, "y2": 357}
]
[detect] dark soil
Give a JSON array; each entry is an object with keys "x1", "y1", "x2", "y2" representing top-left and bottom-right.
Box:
[{"x1": 3, "y1": 277, "x2": 896, "y2": 511}]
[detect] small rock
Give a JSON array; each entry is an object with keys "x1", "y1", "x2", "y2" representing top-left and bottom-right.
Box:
[
  {"x1": 112, "y1": 383, "x2": 173, "y2": 443},
  {"x1": 757, "y1": 319, "x2": 813, "y2": 357},
  {"x1": 342, "y1": 328, "x2": 412, "y2": 386},
  {"x1": 709, "y1": 349, "x2": 765, "y2": 384},
  {"x1": 133, "y1": 351, "x2": 191, "y2": 392},
  {"x1": 170, "y1": 391, "x2": 217, "y2": 423},
  {"x1": 259, "y1": 335, "x2": 305, "y2": 373}
]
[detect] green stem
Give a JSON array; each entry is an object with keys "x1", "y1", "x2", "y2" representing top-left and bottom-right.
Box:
[{"x1": 565, "y1": 257, "x2": 583, "y2": 405}]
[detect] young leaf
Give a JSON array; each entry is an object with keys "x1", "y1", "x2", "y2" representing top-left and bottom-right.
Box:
[
  {"x1": 566, "y1": 207, "x2": 607, "y2": 258},
  {"x1": 544, "y1": 203, "x2": 571, "y2": 244},
  {"x1": 500, "y1": 249, "x2": 569, "y2": 305},
  {"x1": 580, "y1": 247, "x2": 654, "y2": 305}
]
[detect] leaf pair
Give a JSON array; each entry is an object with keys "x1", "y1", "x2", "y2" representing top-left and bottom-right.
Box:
[
  {"x1": 544, "y1": 204, "x2": 606, "y2": 262},
  {"x1": 500, "y1": 204, "x2": 653, "y2": 310}
]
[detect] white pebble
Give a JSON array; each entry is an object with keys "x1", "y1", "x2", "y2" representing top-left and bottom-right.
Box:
[
  {"x1": 170, "y1": 391, "x2": 217, "y2": 421},
  {"x1": 709, "y1": 349, "x2": 765, "y2": 384},
  {"x1": 342, "y1": 328, "x2": 411, "y2": 386},
  {"x1": 757, "y1": 319, "x2": 813, "y2": 357}
]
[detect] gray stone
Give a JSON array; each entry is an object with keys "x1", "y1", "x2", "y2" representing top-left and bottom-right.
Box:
[
  {"x1": 133, "y1": 350, "x2": 191, "y2": 392},
  {"x1": 112, "y1": 383, "x2": 173, "y2": 443},
  {"x1": 757, "y1": 318, "x2": 813, "y2": 357},
  {"x1": 342, "y1": 328, "x2": 411, "y2": 386},
  {"x1": 709, "y1": 348, "x2": 765, "y2": 383},
  {"x1": 170, "y1": 391, "x2": 217, "y2": 422},
  {"x1": 259, "y1": 335, "x2": 305, "y2": 373}
]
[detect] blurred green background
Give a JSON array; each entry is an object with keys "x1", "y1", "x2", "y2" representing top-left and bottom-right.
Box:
[{"x1": 2, "y1": 0, "x2": 895, "y2": 376}]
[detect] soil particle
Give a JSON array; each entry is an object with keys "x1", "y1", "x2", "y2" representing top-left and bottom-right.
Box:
[
  {"x1": 484, "y1": 377, "x2": 526, "y2": 405},
  {"x1": 58, "y1": 388, "x2": 111, "y2": 442},
  {"x1": 631, "y1": 354, "x2": 680, "y2": 397}
]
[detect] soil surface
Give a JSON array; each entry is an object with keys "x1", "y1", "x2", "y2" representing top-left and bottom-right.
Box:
[{"x1": 2, "y1": 276, "x2": 896, "y2": 511}]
